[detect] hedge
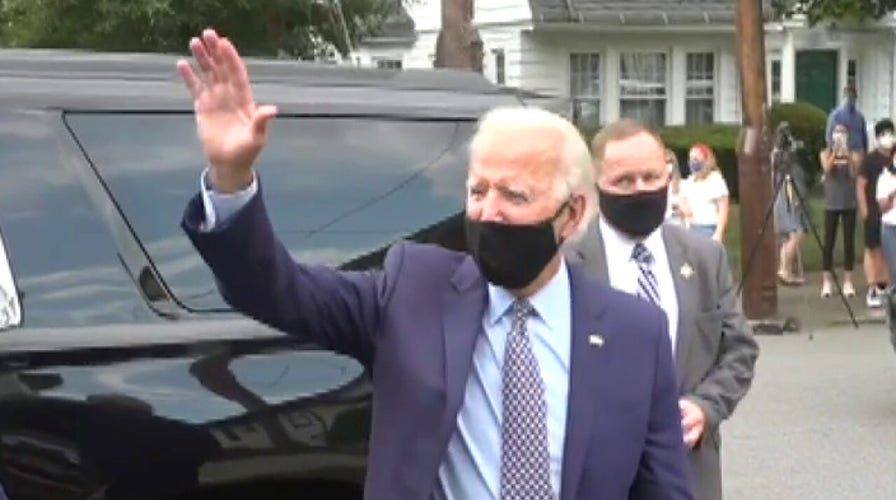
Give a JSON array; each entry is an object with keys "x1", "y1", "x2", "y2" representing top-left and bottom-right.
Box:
[{"x1": 578, "y1": 100, "x2": 829, "y2": 203}]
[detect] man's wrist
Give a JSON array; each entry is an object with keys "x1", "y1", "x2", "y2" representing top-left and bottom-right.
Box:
[{"x1": 208, "y1": 167, "x2": 255, "y2": 194}]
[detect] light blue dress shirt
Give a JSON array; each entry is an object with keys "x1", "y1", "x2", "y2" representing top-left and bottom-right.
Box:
[
  {"x1": 437, "y1": 260, "x2": 571, "y2": 500},
  {"x1": 197, "y1": 168, "x2": 572, "y2": 499},
  {"x1": 197, "y1": 169, "x2": 258, "y2": 232}
]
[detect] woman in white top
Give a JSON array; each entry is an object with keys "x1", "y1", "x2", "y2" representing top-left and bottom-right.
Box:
[
  {"x1": 875, "y1": 151, "x2": 896, "y2": 292},
  {"x1": 680, "y1": 142, "x2": 730, "y2": 243},
  {"x1": 664, "y1": 148, "x2": 690, "y2": 226}
]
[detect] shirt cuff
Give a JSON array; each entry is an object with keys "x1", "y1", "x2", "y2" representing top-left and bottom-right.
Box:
[{"x1": 199, "y1": 168, "x2": 258, "y2": 232}]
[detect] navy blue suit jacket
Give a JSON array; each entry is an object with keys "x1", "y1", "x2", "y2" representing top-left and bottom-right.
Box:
[{"x1": 181, "y1": 188, "x2": 693, "y2": 500}]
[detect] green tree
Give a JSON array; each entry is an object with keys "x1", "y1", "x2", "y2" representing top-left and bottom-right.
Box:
[
  {"x1": 772, "y1": 0, "x2": 896, "y2": 25},
  {"x1": 0, "y1": 0, "x2": 407, "y2": 59}
]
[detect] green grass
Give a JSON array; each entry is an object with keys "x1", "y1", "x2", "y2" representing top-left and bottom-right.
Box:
[{"x1": 722, "y1": 195, "x2": 865, "y2": 277}]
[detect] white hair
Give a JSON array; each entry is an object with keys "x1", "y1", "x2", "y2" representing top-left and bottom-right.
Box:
[{"x1": 468, "y1": 106, "x2": 597, "y2": 239}]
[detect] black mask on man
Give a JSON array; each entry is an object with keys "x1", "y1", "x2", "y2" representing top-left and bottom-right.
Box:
[
  {"x1": 464, "y1": 204, "x2": 568, "y2": 290},
  {"x1": 598, "y1": 184, "x2": 668, "y2": 238}
]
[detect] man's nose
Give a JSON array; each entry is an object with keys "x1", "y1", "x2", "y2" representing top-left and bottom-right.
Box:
[{"x1": 474, "y1": 194, "x2": 505, "y2": 222}]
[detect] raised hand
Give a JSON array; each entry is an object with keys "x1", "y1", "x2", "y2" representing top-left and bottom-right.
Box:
[{"x1": 176, "y1": 29, "x2": 278, "y2": 193}]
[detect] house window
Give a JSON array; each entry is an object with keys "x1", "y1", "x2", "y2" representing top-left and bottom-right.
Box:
[
  {"x1": 569, "y1": 53, "x2": 601, "y2": 127},
  {"x1": 374, "y1": 57, "x2": 402, "y2": 69},
  {"x1": 770, "y1": 60, "x2": 781, "y2": 104},
  {"x1": 619, "y1": 52, "x2": 667, "y2": 127},
  {"x1": 493, "y1": 49, "x2": 506, "y2": 85},
  {"x1": 685, "y1": 52, "x2": 714, "y2": 125},
  {"x1": 848, "y1": 58, "x2": 858, "y2": 89}
]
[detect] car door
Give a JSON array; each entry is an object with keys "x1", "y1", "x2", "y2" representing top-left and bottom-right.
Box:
[{"x1": 0, "y1": 107, "x2": 478, "y2": 500}]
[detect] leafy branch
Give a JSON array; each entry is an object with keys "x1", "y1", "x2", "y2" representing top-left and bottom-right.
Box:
[{"x1": 771, "y1": 0, "x2": 896, "y2": 26}]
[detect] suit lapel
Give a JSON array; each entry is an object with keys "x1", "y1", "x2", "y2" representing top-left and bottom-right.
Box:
[
  {"x1": 661, "y1": 225, "x2": 699, "y2": 384},
  {"x1": 560, "y1": 265, "x2": 611, "y2": 500},
  {"x1": 440, "y1": 257, "x2": 488, "y2": 433},
  {"x1": 572, "y1": 219, "x2": 610, "y2": 283}
]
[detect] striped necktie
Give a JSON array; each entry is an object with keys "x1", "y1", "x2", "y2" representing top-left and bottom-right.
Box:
[{"x1": 632, "y1": 243, "x2": 661, "y2": 305}]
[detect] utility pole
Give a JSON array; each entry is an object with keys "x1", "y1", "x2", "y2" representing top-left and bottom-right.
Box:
[
  {"x1": 735, "y1": 0, "x2": 778, "y2": 321},
  {"x1": 434, "y1": 0, "x2": 483, "y2": 72}
]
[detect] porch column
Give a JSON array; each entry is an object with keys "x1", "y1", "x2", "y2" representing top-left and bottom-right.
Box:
[
  {"x1": 669, "y1": 45, "x2": 687, "y2": 126},
  {"x1": 892, "y1": 31, "x2": 896, "y2": 118},
  {"x1": 780, "y1": 28, "x2": 796, "y2": 102},
  {"x1": 604, "y1": 49, "x2": 620, "y2": 124}
]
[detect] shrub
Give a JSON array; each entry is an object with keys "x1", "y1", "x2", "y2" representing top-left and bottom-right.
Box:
[
  {"x1": 768, "y1": 101, "x2": 828, "y2": 188},
  {"x1": 578, "y1": 123, "x2": 741, "y2": 199},
  {"x1": 577, "y1": 100, "x2": 828, "y2": 201}
]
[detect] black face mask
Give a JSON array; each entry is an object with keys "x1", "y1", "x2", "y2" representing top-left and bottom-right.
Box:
[
  {"x1": 598, "y1": 184, "x2": 668, "y2": 238},
  {"x1": 464, "y1": 204, "x2": 568, "y2": 290}
]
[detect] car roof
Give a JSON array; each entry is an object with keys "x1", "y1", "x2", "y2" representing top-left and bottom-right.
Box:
[{"x1": 0, "y1": 48, "x2": 521, "y2": 118}]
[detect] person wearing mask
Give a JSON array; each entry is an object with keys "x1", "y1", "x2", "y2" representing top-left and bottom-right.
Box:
[
  {"x1": 819, "y1": 123, "x2": 860, "y2": 298},
  {"x1": 875, "y1": 148, "x2": 896, "y2": 299},
  {"x1": 566, "y1": 118, "x2": 759, "y2": 500},
  {"x1": 856, "y1": 119, "x2": 894, "y2": 307},
  {"x1": 680, "y1": 143, "x2": 729, "y2": 243},
  {"x1": 826, "y1": 86, "x2": 868, "y2": 166},
  {"x1": 176, "y1": 29, "x2": 693, "y2": 500}
]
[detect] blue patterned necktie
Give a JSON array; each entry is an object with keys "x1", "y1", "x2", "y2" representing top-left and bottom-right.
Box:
[
  {"x1": 499, "y1": 299, "x2": 554, "y2": 500},
  {"x1": 632, "y1": 243, "x2": 661, "y2": 305}
]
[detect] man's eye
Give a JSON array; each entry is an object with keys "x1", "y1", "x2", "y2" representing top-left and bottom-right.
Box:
[{"x1": 507, "y1": 191, "x2": 528, "y2": 203}]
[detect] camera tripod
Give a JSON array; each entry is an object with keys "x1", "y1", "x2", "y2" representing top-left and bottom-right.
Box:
[{"x1": 736, "y1": 154, "x2": 859, "y2": 330}]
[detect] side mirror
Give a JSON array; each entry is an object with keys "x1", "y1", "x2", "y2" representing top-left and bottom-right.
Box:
[{"x1": 0, "y1": 229, "x2": 21, "y2": 330}]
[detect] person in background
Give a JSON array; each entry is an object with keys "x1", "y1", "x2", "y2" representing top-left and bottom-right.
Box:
[
  {"x1": 875, "y1": 148, "x2": 896, "y2": 299},
  {"x1": 665, "y1": 148, "x2": 689, "y2": 227},
  {"x1": 819, "y1": 122, "x2": 859, "y2": 298},
  {"x1": 771, "y1": 125, "x2": 808, "y2": 286},
  {"x1": 826, "y1": 85, "x2": 868, "y2": 167},
  {"x1": 680, "y1": 143, "x2": 729, "y2": 243},
  {"x1": 856, "y1": 119, "x2": 894, "y2": 307}
]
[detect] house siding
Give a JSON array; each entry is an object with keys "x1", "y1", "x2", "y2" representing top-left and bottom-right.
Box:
[
  {"x1": 519, "y1": 31, "x2": 738, "y2": 125},
  {"x1": 355, "y1": 4, "x2": 896, "y2": 133}
]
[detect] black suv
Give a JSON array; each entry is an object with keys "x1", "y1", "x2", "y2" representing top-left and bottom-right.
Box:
[{"x1": 0, "y1": 49, "x2": 521, "y2": 500}]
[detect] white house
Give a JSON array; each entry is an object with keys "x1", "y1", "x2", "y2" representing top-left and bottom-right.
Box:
[{"x1": 353, "y1": 0, "x2": 896, "y2": 130}]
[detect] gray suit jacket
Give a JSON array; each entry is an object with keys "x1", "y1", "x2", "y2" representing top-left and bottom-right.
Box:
[{"x1": 566, "y1": 219, "x2": 760, "y2": 500}]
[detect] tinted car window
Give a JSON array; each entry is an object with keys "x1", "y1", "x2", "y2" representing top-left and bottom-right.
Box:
[
  {"x1": 64, "y1": 113, "x2": 475, "y2": 312},
  {"x1": 0, "y1": 111, "x2": 156, "y2": 328}
]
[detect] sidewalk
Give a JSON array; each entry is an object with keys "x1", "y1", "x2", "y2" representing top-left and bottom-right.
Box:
[{"x1": 745, "y1": 271, "x2": 886, "y2": 333}]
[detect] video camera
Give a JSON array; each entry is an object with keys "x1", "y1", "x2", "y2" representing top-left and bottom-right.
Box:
[{"x1": 774, "y1": 121, "x2": 803, "y2": 152}]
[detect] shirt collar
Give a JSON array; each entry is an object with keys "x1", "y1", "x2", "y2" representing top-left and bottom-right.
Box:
[
  {"x1": 486, "y1": 257, "x2": 569, "y2": 331},
  {"x1": 598, "y1": 217, "x2": 665, "y2": 261}
]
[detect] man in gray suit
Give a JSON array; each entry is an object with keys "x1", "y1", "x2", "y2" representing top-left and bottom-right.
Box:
[{"x1": 566, "y1": 118, "x2": 759, "y2": 500}]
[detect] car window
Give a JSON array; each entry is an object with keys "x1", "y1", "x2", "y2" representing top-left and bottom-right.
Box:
[
  {"x1": 64, "y1": 112, "x2": 475, "y2": 312},
  {"x1": 0, "y1": 111, "x2": 158, "y2": 328}
]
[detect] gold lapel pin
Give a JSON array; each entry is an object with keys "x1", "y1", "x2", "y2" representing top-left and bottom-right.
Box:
[{"x1": 680, "y1": 263, "x2": 694, "y2": 280}]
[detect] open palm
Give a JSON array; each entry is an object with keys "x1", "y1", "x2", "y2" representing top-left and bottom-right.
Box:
[{"x1": 176, "y1": 29, "x2": 277, "y2": 189}]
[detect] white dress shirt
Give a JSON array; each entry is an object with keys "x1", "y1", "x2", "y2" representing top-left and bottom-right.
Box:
[{"x1": 598, "y1": 218, "x2": 679, "y2": 353}]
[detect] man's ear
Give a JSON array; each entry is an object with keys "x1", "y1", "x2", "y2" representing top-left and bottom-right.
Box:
[{"x1": 561, "y1": 193, "x2": 588, "y2": 239}]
